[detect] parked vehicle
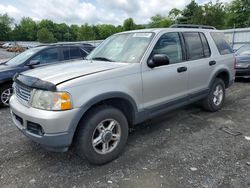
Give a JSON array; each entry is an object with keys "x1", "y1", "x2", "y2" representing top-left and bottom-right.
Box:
[
  {"x1": 235, "y1": 44, "x2": 250, "y2": 78},
  {"x1": 10, "y1": 25, "x2": 235, "y2": 164},
  {"x1": 2, "y1": 42, "x2": 13, "y2": 48},
  {"x1": 0, "y1": 43, "x2": 94, "y2": 106}
]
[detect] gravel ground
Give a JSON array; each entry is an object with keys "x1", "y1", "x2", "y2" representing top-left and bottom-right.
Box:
[
  {"x1": 0, "y1": 48, "x2": 16, "y2": 60},
  {"x1": 1, "y1": 81, "x2": 250, "y2": 188},
  {"x1": 0, "y1": 51, "x2": 250, "y2": 188}
]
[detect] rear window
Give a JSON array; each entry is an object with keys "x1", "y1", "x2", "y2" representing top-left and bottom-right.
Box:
[
  {"x1": 183, "y1": 32, "x2": 205, "y2": 60},
  {"x1": 210, "y1": 32, "x2": 233, "y2": 55},
  {"x1": 62, "y1": 47, "x2": 83, "y2": 60}
]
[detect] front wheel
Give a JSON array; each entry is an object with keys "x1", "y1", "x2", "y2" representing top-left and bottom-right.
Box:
[
  {"x1": 0, "y1": 84, "x2": 13, "y2": 107},
  {"x1": 202, "y1": 78, "x2": 225, "y2": 112},
  {"x1": 75, "y1": 105, "x2": 128, "y2": 165}
]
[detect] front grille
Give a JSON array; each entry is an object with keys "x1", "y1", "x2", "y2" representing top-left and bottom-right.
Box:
[{"x1": 14, "y1": 83, "x2": 32, "y2": 104}]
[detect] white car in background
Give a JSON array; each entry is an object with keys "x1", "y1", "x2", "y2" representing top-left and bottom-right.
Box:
[{"x1": 2, "y1": 43, "x2": 13, "y2": 48}]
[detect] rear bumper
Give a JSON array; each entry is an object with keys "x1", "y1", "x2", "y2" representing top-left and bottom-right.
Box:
[
  {"x1": 235, "y1": 68, "x2": 250, "y2": 78},
  {"x1": 9, "y1": 95, "x2": 80, "y2": 152}
]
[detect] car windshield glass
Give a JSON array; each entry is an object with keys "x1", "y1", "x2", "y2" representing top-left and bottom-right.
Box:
[
  {"x1": 236, "y1": 45, "x2": 250, "y2": 56},
  {"x1": 6, "y1": 47, "x2": 45, "y2": 66},
  {"x1": 86, "y1": 32, "x2": 154, "y2": 63}
]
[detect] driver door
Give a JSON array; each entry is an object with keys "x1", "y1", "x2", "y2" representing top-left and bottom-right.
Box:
[{"x1": 142, "y1": 32, "x2": 189, "y2": 115}]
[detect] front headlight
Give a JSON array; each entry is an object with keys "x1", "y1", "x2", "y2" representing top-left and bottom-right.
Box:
[{"x1": 31, "y1": 90, "x2": 72, "y2": 111}]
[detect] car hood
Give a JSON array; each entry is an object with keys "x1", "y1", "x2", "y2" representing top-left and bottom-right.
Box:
[
  {"x1": 0, "y1": 64, "x2": 19, "y2": 72},
  {"x1": 236, "y1": 55, "x2": 250, "y2": 63},
  {"x1": 23, "y1": 60, "x2": 129, "y2": 85}
]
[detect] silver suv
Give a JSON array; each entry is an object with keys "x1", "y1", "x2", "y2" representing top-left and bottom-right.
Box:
[{"x1": 10, "y1": 27, "x2": 235, "y2": 164}]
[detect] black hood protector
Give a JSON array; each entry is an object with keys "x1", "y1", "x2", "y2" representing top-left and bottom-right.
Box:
[{"x1": 13, "y1": 73, "x2": 57, "y2": 91}]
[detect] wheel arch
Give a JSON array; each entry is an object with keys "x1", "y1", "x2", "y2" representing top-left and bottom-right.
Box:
[
  {"x1": 69, "y1": 92, "x2": 139, "y2": 142},
  {"x1": 210, "y1": 69, "x2": 230, "y2": 88}
]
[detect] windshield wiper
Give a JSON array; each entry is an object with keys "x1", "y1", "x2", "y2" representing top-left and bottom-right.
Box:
[
  {"x1": 91, "y1": 57, "x2": 115, "y2": 62},
  {"x1": 0, "y1": 62, "x2": 7, "y2": 65}
]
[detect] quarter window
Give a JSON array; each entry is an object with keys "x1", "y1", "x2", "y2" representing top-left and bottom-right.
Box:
[
  {"x1": 210, "y1": 32, "x2": 233, "y2": 55},
  {"x1": 151, "y1": 32, "x2": 183, "y2": 64}
]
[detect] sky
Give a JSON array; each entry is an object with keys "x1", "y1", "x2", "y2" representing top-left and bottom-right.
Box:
[{"x1": 0, "y1": 0, "x2": 233, "y2": 25}]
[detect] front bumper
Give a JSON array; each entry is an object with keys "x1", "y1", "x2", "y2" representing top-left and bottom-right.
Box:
[
  {"x1": 9, "y1": 95, "x2": 80, "y2": 151},
  {"x1": 235, "y1": 68, "x2": 250, "y2": 78}
]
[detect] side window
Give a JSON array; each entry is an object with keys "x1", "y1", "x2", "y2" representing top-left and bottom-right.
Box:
[
  {"x1": 62, "y1": 47, "x2": 70, "y2": 60},
  {"x1": 70, "y1": 47, "x2": 81, "y2": 59},
  {"x1": 31, "y1": 48, "x2": 60, "y2": 64},
  {"x1": 80, "y1": 49, "x2": 88, "y2": 58},
  {"x1": 183, "y1": 32, "x2": 204, "y2": 60},
  {"x1": 151, "y1": 32, "x2": 183, "y2": 64},
  {"x1": 200, "y1": 33, "x2": 211, "y2": 57},
  {"x1": 210, "y1": 32, "x2": 233, "y2": 55}
]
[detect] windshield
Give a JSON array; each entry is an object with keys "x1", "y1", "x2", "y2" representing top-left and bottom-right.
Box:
[
  {"x1": 87, "y1": 32, "x2": 154, "y2": 63},
  {"x1": 6, "y1": 47, "x2": 45, "y2": 66},
  {"x1": 236, "y1": 45, "x2": 250, "y2": 56}
]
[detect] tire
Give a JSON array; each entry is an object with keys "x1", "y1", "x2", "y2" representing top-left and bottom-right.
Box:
[
  {"x1": 202, "y1": 78, "x2": 225, "y2": 112},
  {"x1": 0, "y1": 84, "x2": 13, "y2": 107},
  {"x1": 75, "y1": 105, "x2": 129, "y2": 165}
]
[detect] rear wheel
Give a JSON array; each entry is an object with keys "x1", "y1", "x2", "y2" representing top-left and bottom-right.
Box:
[
  {"x1": 0, "y1": 84, "x2": 13, "y2": 107},
  {"x1": 202, "y1": 78, "x2": 225, "y2": 112},
  {"x1": 75, "y1": 105, "x2": 128, "y2": 165}
]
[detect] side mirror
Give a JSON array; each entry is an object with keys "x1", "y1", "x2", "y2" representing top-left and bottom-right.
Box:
[
  {"x1": 27, "y1": 60, "x2": 40, "y2": 67},
  {"x1": 148, "y1": 54, "x2": 170, "y2": 68}
]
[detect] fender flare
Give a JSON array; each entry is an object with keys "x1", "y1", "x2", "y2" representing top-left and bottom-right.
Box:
[
  {"x1": 68, "y1": 92, "x2": 139, "y2": 141},
  {"x1": 209, "y1": 69, "x2": 230, "y2": 88}
]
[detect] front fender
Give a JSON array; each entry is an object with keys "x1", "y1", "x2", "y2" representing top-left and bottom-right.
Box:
[{"x1": 67, "y1": 92, "x2": 138, "y2": 142}]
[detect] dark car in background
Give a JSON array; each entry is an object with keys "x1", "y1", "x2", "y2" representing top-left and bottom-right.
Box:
[
  {"x1": 0, "y1": 43, "x2": 95, "y2": 106},
  {"x1": 235, "y1": 44, "x2": 250, "y2": 78}
]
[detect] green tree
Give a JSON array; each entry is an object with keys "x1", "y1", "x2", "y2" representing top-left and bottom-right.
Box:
[
  {"x1": 123, "y1": 18, "x2": 136, "y2": 31},
  {"x1": 55, "y1": 23, "x2": 70, "y2": 41},
  {"x1": 18, "y1": 17, "x2": 37, "y2": 41},
  {"x1": 77, "y1": 24, "x2": 96, "y2": 41},
  {"x1": 226, "y1": 0, "x2": 250, "y2": 28},
  {"x1": 37, "y1": 28, "x2": 57, "y2": 43},
  {"x1": 0, "y1": 14, "x2": 13, "y2": 41},
  {"x1": 202, "y1": 1, "x2": 226, "y2": 29},
  {"x1": 169, "y1": 8, "x2": 182, "y2": 23},
  {"x1": 179, "y1": 0, "x2": 204, "y2": 24},
  {"x1": 37, "y1": 19, "x2": 56, "y2": 33},
  {"x1": 70, "y1": 24, "x2": 80, "y2": 41},
  {"x1": 148, "y1": 14, "x2": 173, "y2": 28},
  {"x1": 97, "y1": 24, "x2": 117, "y2": 39}
]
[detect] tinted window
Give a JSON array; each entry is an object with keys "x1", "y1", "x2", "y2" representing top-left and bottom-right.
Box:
[
  {"x1": 183, "y1": 32, "x2": 204, "y2": 60},
  {"x1": 80, "y1": 49, "x2": 88, "y2": 58},
  {"x1": 70, "y1": 47, "x2": 81, "y2": 59},
  {"x1": 200, "y1": 33, "x2": 211, "y2": 57},
  {"x1": 211, "y1": 32, "x2": 233, "y2": 55},
  {"x1": 62, "y1": 47, "x2": 70, "y2": 60},
  {"x1": 31, "y1": 48, "x2": 60, "y2": 64},
  {"x1": 151, "y1": 32, "x2": 183, "y2": 64}
]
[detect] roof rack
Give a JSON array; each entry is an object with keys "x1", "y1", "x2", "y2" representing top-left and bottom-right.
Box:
[
  {"x1": 170, "y1": 24, "x2": 216, "y2": 30},
  {"x1": 37, "y1": 42, "x2": 93, "y2": 47}
]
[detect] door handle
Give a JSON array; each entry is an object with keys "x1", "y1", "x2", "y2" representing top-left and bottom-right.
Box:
[
  {"x1": 209, "y1": 60, "x2": 216, "y2": 66},
  {"x1": 177, "y1": 66, "x2": 187, "y2": 73}
]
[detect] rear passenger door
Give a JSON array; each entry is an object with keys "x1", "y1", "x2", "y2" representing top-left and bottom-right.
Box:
[{"x1": 183, "y1": 32, "x2": 214, "y2": 94}]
